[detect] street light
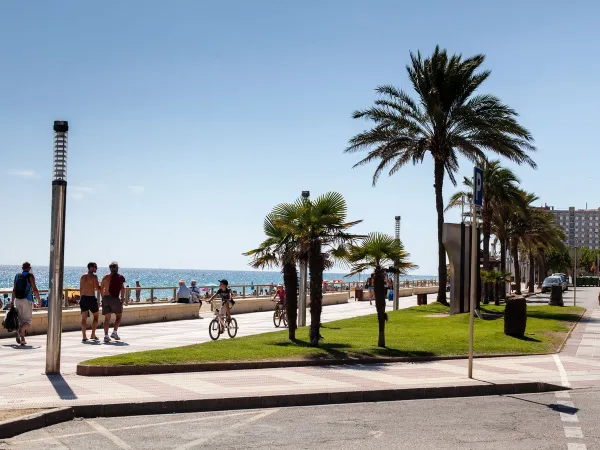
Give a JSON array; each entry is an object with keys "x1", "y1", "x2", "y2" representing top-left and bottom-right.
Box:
[
  {"x1": 393, "y1": 216, "x2": 401, "y2": 311},
  {"x1": 298, "y1": 191, "x2": 310, "y2": 327},
  {"x1": 46, "y1": 120, "x2": 68, "y2": 374}
]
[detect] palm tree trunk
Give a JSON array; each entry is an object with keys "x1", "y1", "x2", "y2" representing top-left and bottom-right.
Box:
[
  {"x1": 537, "y1": 254, "x2": 545, "y2": 288},
  {"x1": 528, "y1": 251, "x2": 535, "y2": 294},
  {"x1": 511, "y1": 239, "x2": 522, "y2": 295},
  {"x1": 500, "y1": 240, "x2": 507, "y2": 301},
  {"x1": 283, "y1": 261, "x2": 298, "y2": 341},
  {"x1": 373, "y1": 266, "x2": 387, "y2": 347},
  {"x1": 308, "y1": 240, "x2": 324, "y2": 346},
  {"x1": 434, "y1": 159, "x2": 448, "y2": 305}
]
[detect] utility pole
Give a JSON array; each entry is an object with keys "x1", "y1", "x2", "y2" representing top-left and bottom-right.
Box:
[
  {"x1": 298, "y1": 191, "x2": 310, "y2": 327},
  {"x1": 574, "y1": 246, "x2": 577, "y2": 307},
  {"x1": 393, "y1": 216, "x2": 401, "y2": 311},
  {"x1": 46, "y1": 121, "x2": 69, "y2": 374}
]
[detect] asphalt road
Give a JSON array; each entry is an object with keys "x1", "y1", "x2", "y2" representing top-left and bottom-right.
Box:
[{"x1": 5, "y1": 388, "x2": 600, "y2": 450}]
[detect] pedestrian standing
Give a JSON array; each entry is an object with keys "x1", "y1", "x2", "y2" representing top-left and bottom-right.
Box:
[
  {"x1": 79, "y1": 262, "x2": 101, "y2": 342},
  {"x1": 135, "y1": 281, "x2": 141, "y2": 303},
  {"x1": 11, "y1": 262, "x2": 41, "y2": 346},
  {"x1": 100, "y1": 261, "x2": 126, "y2": 342}
]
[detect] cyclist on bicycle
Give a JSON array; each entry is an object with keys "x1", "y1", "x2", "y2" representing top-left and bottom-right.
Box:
[
  {"x1": 209, "y1": 279, "x2": 234, "y2": 325},
  {"x1": 272, "y1": 284, "x2": 286, "y2": 309}
]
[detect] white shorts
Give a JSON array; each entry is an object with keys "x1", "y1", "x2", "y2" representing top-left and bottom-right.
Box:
[{"x1": 15, "y1": 298, "x2": 33, "y2": 325}]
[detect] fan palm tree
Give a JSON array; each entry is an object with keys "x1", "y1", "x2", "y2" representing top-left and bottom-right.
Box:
[
  {"x1": 345, "y1": 233, "x2": 417, "y2": 347},
  {"x1": 271, "y1": 192, "x2": 362, "y2": 346},
  {"x1": 446, "y1": 161, "x2": 523, "y2": 303},
  {"x1": 345, "y1": 46, "x2": 536, "y2": 305},
  {"x1": 244, "y1": 214, "x2": 300, "y2": 340}
]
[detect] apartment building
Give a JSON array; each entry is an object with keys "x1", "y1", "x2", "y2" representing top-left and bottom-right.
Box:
[{"x1": 542, "y1": 205, "x2": 600, "y2": 249}]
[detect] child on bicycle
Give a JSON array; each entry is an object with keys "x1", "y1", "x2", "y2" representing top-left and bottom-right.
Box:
[
  {"x1": 209, "y1": 279, "x2": 234, "y2": 324},
  {"x1": 272, "y1": 284, "x2": 286, "y2": 309}
]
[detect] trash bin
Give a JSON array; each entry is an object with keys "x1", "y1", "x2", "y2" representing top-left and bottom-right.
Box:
[
  {"x1": 355, "y1": 289, "x2": 364, "y2": 301},
  {"x1": 505, "y1": 296, "x2": 527, "y2": 337},
  {"x1": 417, "y1": 293, "x2": 427, "y2": 305},
  {"x1": 549, "y1": 285, "x2": 564, "y2": 307}
]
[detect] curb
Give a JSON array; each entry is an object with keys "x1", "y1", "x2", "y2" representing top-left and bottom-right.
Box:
[
  {"x1": 77, "y1": 352, "x2": 554, "y2": 377},
  {"x1": 558, "y1": 307, "x2": 587, "y2": 352},
  {"x1": 0, "y1": 382, "x2": 567, "y2": 438},
  {"x1": 0, "y1": 407, "x2": 74, "y2": 439}
]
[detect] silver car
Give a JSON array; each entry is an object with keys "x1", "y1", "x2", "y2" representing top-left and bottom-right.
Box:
[
  {"x1": 552, "y1": 273, "x2": 568, "y2": 291},
  {"x1": 542, "y1": 276, "x2": 564, "y2": 293}
]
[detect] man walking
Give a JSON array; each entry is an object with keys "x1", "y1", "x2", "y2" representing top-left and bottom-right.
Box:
[
  {"x1": 11, "y1": 262, "x2": 41, "y2": 346},
  {"x1": 100, "y1": 262, "x2": 126, "y2": 343},
  {"x1": 79, "y1": 262, "x2": 101, "y2": 342}
]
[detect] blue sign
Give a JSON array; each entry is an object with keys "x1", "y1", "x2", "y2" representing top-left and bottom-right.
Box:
[{"x1": 473, "y1": 166, "x2": 483, "y2": 207}]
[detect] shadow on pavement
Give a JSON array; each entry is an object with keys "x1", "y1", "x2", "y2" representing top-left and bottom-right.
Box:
[{"x1": 46, "y1": 374, "x2": 77, "y2": 400}]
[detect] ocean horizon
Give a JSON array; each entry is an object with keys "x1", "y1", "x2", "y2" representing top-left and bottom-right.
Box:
[{"x1": 0, "y1": 265, "x2": 438, "y2": 291}]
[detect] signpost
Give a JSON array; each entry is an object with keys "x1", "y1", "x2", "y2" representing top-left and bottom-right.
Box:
[{"x1": 468, "y1": 166, "x2": 483, "y2": 379}]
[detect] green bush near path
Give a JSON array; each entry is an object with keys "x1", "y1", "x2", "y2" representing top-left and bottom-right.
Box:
[{"x1": 83, "y1": 303, "x2": 584, "y2": 367}]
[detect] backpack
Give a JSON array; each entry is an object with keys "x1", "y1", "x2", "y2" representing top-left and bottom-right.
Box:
[
  {"x1": 2, "y1": 307, "x2": 20, "y2": 332},
  {"x1": 14, "y1": 273, "x2": 31, "y2": 299}
]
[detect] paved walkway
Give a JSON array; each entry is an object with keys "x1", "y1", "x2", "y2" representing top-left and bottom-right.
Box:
[{"x1": 1, "y1": 290, "x2": 600, "y2": 411}]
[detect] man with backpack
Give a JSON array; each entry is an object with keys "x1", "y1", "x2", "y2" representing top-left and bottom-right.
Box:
[
  {"x1": 100, "y1": 261, "x2": 126, "y2": 343},
  {"x1": 11, "y1": 262, "x2": 41, "y2": 346}
]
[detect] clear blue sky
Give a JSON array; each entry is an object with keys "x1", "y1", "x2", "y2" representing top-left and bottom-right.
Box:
[{"x1": 1, "y1": 0, "x2": 598, "y2": 274}]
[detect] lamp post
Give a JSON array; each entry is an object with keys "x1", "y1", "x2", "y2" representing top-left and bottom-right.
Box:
[
  {"x1": 393, "y1": 216, "x2": 401, "y2": 310},
  {"x1": 46, "y1": 121, "x2": 68, "y2": 374},
  {"x1": 298, "y1": 191, "x2": 310, "y2": 327}
]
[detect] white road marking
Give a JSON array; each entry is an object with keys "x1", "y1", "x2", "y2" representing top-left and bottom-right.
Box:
[
  {"x1": 11, "y1": 410, "x2": 261, "y2": 445},
  {"x1": 564, "y1": 427, "x2": 584, "y2": 438},
  {"x1": 553, "y1": 354, "x2": 571, "y2": 388},
  {"x1": 567, "y1": 444, "x2": 587, "y2": 450},
  {"x1": 174, "y1": 408, "x2": 279, "y2": 450},
  {"x1": 86, "y1": 420, "x2": 131, "y2": 449},
  {"x1": 560, "y1": 412, "x2": 579, "y2": 423}
]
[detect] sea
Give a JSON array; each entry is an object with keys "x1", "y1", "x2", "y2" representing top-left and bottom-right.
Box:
[{"x1": 0, "y1": 265, "x2": 437, "y2": 291}]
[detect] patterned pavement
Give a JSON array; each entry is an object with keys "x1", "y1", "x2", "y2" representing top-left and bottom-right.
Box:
[{"x1": 1, "y1": 291, "x2": 600, "y2": 411}]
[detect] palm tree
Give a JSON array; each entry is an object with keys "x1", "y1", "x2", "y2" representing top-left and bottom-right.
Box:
[
  {"x1": 447, "y1": 161, "x2": 523, "y2": 303},
  {"x1": 244, "y1": 214, "x2": 300, "y2": 340},
  {"x1": 345, "y1": 233, "x2": 416, "y2": 347},
  {"x1": 345, "y1": 46, "x2": 536, "y2": 305},
  {"x1": 271, "y1": 192, "x2": 361, "y2": 346}
]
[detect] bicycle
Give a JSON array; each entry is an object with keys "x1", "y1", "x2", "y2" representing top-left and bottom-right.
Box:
[
  {"x1": 208, "y1": 300, "x2": 238, "y2": 340},
  {"x1": 272, "y1": 300, "x2": 288, "y2": 328}
]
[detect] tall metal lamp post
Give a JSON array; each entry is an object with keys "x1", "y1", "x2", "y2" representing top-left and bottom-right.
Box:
[
  {"x1": 298, "y1": 191, "x2": 310, "y2": 327},
  {"x1": 46, "y1": 120, "x2": 68, "y2": 374},
  {"x1": 393, "y1": 216, "x2": 401, "y2": 310}
]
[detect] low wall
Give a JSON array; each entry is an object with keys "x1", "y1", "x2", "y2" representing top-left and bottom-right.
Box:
[
  {"x1": 413, "y1": 286, "x2": 438, "y2": 295},
  {"x1": 1, "y1": 293, "x2": 349, "y2": 338},
  {"x1": 0, "y1": 303, "x2": 200, "y2": 339}
]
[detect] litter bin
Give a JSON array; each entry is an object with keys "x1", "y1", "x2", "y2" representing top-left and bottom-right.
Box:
[
  {"x1": 354, "y1": 289, "x2": 364, "y2": 301},
  {"x1": 417, "y1": 293, "x2": 427, "y2": 305},
  {"x1": 549, "y1": 285, "x2": 564, "y2": 307},
  {"x1": 505, "y1": 296, "x2": 527, "y2": 337}
]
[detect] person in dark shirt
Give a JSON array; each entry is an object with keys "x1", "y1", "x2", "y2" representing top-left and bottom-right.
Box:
[{"x1": 209, "y1": 279, "x2": 234, "y2": 324}]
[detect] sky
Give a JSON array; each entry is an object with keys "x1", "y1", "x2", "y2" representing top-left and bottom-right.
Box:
[{"x1": 1, "y1": 0, "x2": 599, "y2": 274}]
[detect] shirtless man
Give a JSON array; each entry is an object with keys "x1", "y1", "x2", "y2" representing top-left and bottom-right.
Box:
[{"x1": 79, "y1": 262, "x2": 101, "y2": 342}]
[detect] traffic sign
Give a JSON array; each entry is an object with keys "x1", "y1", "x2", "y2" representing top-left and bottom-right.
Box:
[{"x1": 473, "y1": 166, "x2": 483, "y2": 207}]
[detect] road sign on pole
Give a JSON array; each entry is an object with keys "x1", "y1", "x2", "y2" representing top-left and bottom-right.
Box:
[
  {"x1": 473, "y1": 166, "x2": 483, "y2": 208},
  {"x1": 468, "y1": 166, "x2": 483, "y2": 379}
]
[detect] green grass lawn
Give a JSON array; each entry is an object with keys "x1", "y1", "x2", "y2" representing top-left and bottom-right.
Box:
[{"x1": 82, "y1": 303, "x2": 584, "y2": 367}]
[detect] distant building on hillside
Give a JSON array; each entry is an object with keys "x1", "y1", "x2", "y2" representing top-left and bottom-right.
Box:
[{"x1": 542, "y1": 204, "x2": 600, "y2": 249}]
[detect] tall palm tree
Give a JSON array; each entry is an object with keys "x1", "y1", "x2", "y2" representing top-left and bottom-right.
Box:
[
  {"x1": 505, "y1": 191, "x2": 539, "y2": 294},
  {"x1": 345, "y1": 232, "x2": 416, "y2": 347},
  {"x1": 271, "y1": 192, "x2": 362, "y2": 346},
  {"x1": 244, "y1": 214, "x2": 300, "y2": 340},
  {"x1": 447, "y1": 161, "x2": 523, "y2": 303},
  {"x1": 345, "y1": 46, "x2": 536, "y2": 305}
]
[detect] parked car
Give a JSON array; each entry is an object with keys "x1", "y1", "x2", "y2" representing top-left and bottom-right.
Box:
[
  {"x1": 542, "y1": 276, "x2": 564, "y2": 293},
  {"x1": 552, "y1": 273, "x2": 568, "y2": 291}
]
